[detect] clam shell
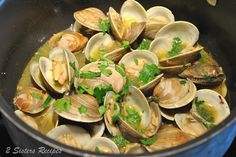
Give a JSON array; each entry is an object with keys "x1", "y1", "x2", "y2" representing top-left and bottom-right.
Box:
[
  {"x1": 54, "y1": 94, "x2": 102, "y2": 123},
  {"x1": 47, "y1": 125, "x2": 91, "y2": 148},
  {"x1": 74, "y1": 7, "x2": 107, "y2": 31},
  {"x1": 145, "y1": 125, "x2": 194, "y2": 152},
  {"x1": 85, "y1": 137, "x2": 120, "y2": 154},
  {"x1": 191, "y1": 89, "x2": 230, "y2": 125},
  {"x1": 30, "y1": 62, "x2": 46, "y2": 91},
  {"x1": 175, "y1": 113, "x2": 207, "y2": 137},
  {"x1": 144, "y1": 6, "x2": 175, "y2": 39},
  {"x1": 122, "y1": 143, "x2": 146, "y2": 154},
  {"x1": 15, "y1": 110, "x2": 39, "y2": 130},
  {"x1": 153, "y1": 78, "x2": 197, "y2": 109}
]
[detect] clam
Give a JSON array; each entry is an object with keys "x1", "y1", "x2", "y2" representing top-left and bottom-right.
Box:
[
  {"x1": 109, "y1": 0, "x2": 147, "y2": 43},
  {"x1": 15, "y1": 103, "x2": 58, "y2": 134},
  {"x1": 179, "y1": 63, "x2": 225, "y2": 86},
  {"x1": 47, "y1": 125, "x2": 91, "y2": 149},
  {"x1": 118, "y1": 86, "x2": 161, "y2": 141},
  {"x1": 159, "y1": 63, "x2": 192, "y2": 75},
  {"x1": 153, "y1": 78, "x2": 197, "y2": 109},
  {"x1": 54, "y1": 94, "x2": 102, "y2": 123},
  {"x1": 121, "y1": 143, "x2": 146, "y2": 154},
  {"x1": 79, "y1": 61, "x2": 126, "y2": 93},
  {"x1": 74, "y1": 7, "x2": 107, "y2": 31},
  {"x1": 149, "y1": 21, "x2": 203, "y2": 66},
  {"x1": 39, "y1": 47, "x2": 79, "y2": 94},
  {"x1": 175, "y1": 113, "x2": 207, "y2": 137},
  {"x1": 30, "y1": 62, "x2": 46, "y2": 91},
  {"x1": 145, "y1": 125, "x2": 194, "y2": 152},
  {"x1": 191, "y1": 89, "x2": 230, "y2": 126},
  {"x1": 144, "y1": 6, "x2": 175, "y2": 39},
  {"x1": 84, "y1": 33, "x2": 127, "y2": 62},
  {"x1": 85, "y1": 137, "x2": 120, "y2": 153},
  {"x1": 88, "y1": 121, "x2": 105, "y2": 138},
  {"x1": 57, "y1": 32, "x2": 88, "y2": 52},
  {"x1": 104, "y1": 91, "x2": 121, "y2": 136},
  {"x1": 14, "y1": 87, "x2": 51, "y2": 114},
  {"x1": 118, "y1": 50, "x2": 163, "y2": 92}
]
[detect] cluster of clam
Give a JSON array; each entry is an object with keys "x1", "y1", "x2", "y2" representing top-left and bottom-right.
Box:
[{"x1": 14, "y1": 0, "x2": 230, "y2": 154}]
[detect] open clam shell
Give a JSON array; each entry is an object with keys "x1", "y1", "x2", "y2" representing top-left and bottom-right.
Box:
[
  {"x1": 109, "y1": 0, "x2": 147, "y2": 43},
  {"x1": 74, "y1": 7, "x2": 107, "y2": 31},
  {"x1": 175, "y1": 113, "x2": 207, "y2": 137},
  {"x1": 145, "y1": 125, "x2": 194, "y2": 152},
  {"x1": 85, "y1": 137, "x2": 120, "y2": 154},
  {"x1": 84, "y1": 33, "x2": 126, "y2": 62},
  {"x1": 122, "y1": 143, "x2": 146, "y2": 154},
  {"x1": 153, "y1": 78, "x2": 197, "y2": 109},
  {"x1": 191, "y1": 89, "x2": 230, "y2": 126},
  {"x1": 30, "y1": 62, "x2": 46, "y2": 91},
  {"x1": 79, "y1": 61, "x2": 126, "y2": 93},
  {"x1": 119, "y1": 50, "x2": 163, "y2": 92},
  {"x1": 144, "y1": 6, "x2": 175, "y2": 39},
  {"x1": 47, "y1": 125, "x2": 91, "y2": 149},
  {"x1": 54, "y1": 94, "x2": 102, "y2": 123}
]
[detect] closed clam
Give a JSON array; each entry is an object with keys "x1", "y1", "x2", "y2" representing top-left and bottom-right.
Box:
[
  {"x1": 109, "y1": 0, "x2": 147, "y2": 43},
  {"x1": 191, "y1": 89, "x2": 230, "y2": 127},
  {"x1": 145, "y1": 6, "x2": 175, "y2": 39},
  {"x1": 153, "y1": 77, "x2": 196, "y2": 109},
  {"x1": 119, "y1": 50, "x2": 163, "y2": 93},
  {"x1": 84, "y1": 33, "x2": 127, "y2": 62}
]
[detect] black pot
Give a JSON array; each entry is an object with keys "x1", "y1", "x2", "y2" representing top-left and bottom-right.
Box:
[{"x1": 0, "y1": 0, "x2": 235, "y2": 156}]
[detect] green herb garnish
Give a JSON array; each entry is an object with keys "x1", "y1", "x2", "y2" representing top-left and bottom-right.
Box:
[
  {"x1": 167, "y1": 37, "x2": 184, "y2": 58},
  {"x1": 70, "y1": 62, "x2": 80, "y2": 78},
  {"x1": 112, "y1": 113, "x2": 120, "y2": 123},
  {"x1": 195, "y1": 97, "x2": 214, "y2": 122},
  {"x1": 179, "y1": 79, "x2": 187, "y2": 85},
  {"x1": 53, "y1": 98, "x2": 71, "y2": 112},
  {"x1": 41, "y1": 95, "x2": 52, "y2": 108},
  {"x1": 101, "y1": 68, "x2": 112, "y2": 77},
  {"x1": 79, "y1": 71, "x2": 101, "y2": 79},
  {"x1": 115, "y1": 65, "x2": 126, "y2": 77},
  {"x1": 30, "y1": 92, "x2": 43, "y2": 100},
  {"x1": 113, "y1": 135, "x2": 131, "y2": 148},
  {"x1": 137, "y1": 39, "x2": 152, "y2": 50},
  {"x1": 78, "y1": 105, "x2": 87, "y2": 114},
  {"x1": 140, "y1": 135, "x2": 157, "y2": 146},
  {"x1": 202, "y1": 71, "x2": 213, "y2": 81},
  {"x1": 94, "y1": 85, "x2": 113, "y2": 104},
  {"x1": 98, "y1": 105, "x2": 107, "y2": 115},
  {"x1": 95, "y1": 146, "x2": 100, "y2": 153},
  {"x1": 124, "y1": 107, "x2": 142, "y2": 128},
  {"x1": 134, "y1": 58, "x2": 139, "y2": 65},
  {"x1": 122, "y1": 40, "x2": 130, "y2": 49},
  {"x1": 98, "y1": 19, "x2": 110, "y2": 35},
  {"x1": 203, "y1": 122, "x2": 215, "y2": 129},
  {"x1": 77, "y1": 83, "x2": 94, "y2": 95},
  {"x1": 139, "y1": 64, "x2": 160, "y2": 84}
]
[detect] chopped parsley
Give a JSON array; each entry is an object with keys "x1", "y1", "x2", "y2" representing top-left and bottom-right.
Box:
[
  {"x1": 95, "y1": 146, "x2": 100, "y2": 153},
  {"x1": 137, "y1": 39, "x2": 152, "y2": 50},
  {"x1": 98, "y1": 19, "x2": 110, "y2": 35},
  {"x1": 115, "y1": 65, "x2": 126, "y2": 77},
  {"x1": 53, "y1": 98, "x2": 71, "y2": 112},
  {"x1": 203, "y1": 122, "x2": 215, "y2": 129},
  {"x1": 77, "y1": 83, "x2": 94, "y2": 95},
  {"x1": 140, "y1": 135, "x2": 157, "y2": 146},
  {"x1": 123, "y1": 107, "x2": 142, "y2": 128},
  {"x1": 79, "y1": 71, "x2": 101, "y2": 79},
  {"x1": 41, "y1": 95, "x2": 52, "y2": 108},
  {"x1": 113, "y1": 135, "x2": 131, "y2": 148},
  {"x1": 195, "y1": 97, "x2": 214, "y2": 122},
  {"x1": 139, "y1": 64, "x2": 160, "y2": 84},
  {"x1": 112, "y1": 113, "x2": 120, "y2": 123},
  {"x1": 99, "y1": 49, "x2": 107, "y2": 58},
  {"x1": 179, "y1": 79, "x2": 187, "y2": 85},
  {"x1": 78, "y1": 105, "x2": 87, "y2": 114},
  {"x1": 94, "y1": 85, "x2": 113, "y2": 104},
  {"x1": 98, "y1": 105, "x2": 107, "y2": 115},
  {"x1": 121, "y1": 40, "x2": 130, "y2": 49},
  {"x1": 30, "y1": 92, "x2": 43, "y2": 100},
  {"x1": 167, "y1": 37, "x2": 184, "y2": 58},
  {"x1": 69, "y1": 62, "x2": 80, "y2": 78},
  {"x1": 202, "y1": 71, "x2": 213, "y2": 81},
  {"x1": 134, "y1": 58, "x2": 139, "y2": 65}
]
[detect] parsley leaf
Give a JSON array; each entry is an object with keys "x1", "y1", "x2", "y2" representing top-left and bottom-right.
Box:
[
  {"x1": 195, "y1": 97, "x2": 214, "y2": 122},
  {"x1": 77, "y1": 83, "x2": 94, "y2": 95},
  {"x1": 95, "y1": 146, "x2": 100, "y2": 153},
  {"x1": 98, "y1": 105, "x2": 107, "y2": 115},
  {"x1": 140, "y1": 135, "x2": 157, "y2": 145},
  {"x1": 79, "y1": 71, "x2": 101, "y2": 79},
  {"x1": 70, "y1": 62, "x2": 80, "y2": 78},
  {"x1": 179, "y1": 79, "x2": 187, "y2": 85},
  {"x1": 113, "y1": 135, "x2": 131, "y2": 148},
  {"x1": 101, "y1": 68, "x2": 112, "y2": 76},
  {"x1": 112, "y1": 113, "x2": 120, "y2": 123},
  {"x1": 137, "y1": 39, "x2": 152, "y2": 50},
  {"x1": 78, "y1": 105, "x2": 87, "y2": 114},
  {"x1": 124, "y1": 108, "x2": 142, "y2": 127},
  {"x1": 41, "y1": 95, "x2": 52, "y2": 108},
  {"x1": 94, "y1": 85, "x2": 113, "y2": 104},
  {"x1": 30, "y1": 92, "x2": 43, "y2": 100},
  {"x1": 122, "y1": 40, "x2": 130, "y2": 49},
  {"x1": 203, "y1": 122, "x2": 215, "y2": 129},
  {"x1": 115, "y1": 65, "x2": 126, "y2": 77},
  {"x1": 98, "y1": 19, "x2": 110, "y2": 35},
  {"x1": 168, "y1": 37, "x2": 184, "y2": 58},
  {"x1": 53, "y1": 98, "x2": 71, "y2": 112},
  {"x1": 139, "y1": 64, "x2": 160, "y2": 84}
]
